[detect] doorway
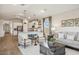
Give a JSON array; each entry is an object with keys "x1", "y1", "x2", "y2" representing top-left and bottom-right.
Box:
[{"x1": 3, "y1": 23, "x2": 10, "y2": 34}]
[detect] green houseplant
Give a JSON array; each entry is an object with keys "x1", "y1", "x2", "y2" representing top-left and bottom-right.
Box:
[
  {"x1": 48, "y1": 35, "x2": 56, "y2": 48},
  {"x1": 48, "y1": 38, "x2": 56, "y2": 42},
  {"x1": 48, "y1": 35, "x2": 56, "y2": 42}
]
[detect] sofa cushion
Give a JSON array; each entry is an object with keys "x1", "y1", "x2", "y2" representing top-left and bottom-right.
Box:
[
  {"x1": 56, "y1": 38, "x2": 79, "y2": 49},
  {"x1": 56, "y1": 31, "x2": 79, "y2": 49},
  {"x1": 66, "y1": 32, "x2": 76, "y2": 40},
  {"x1": 76, "y1": 32, "x2": 79, "y2": 41},
  {"x1": 58, "y1": 32, "x2": 65, "y2": 39}
]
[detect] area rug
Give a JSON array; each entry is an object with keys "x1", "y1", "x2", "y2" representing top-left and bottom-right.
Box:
[{"x1": 18, "y1": 44, "x2": 40, "y2": 55}]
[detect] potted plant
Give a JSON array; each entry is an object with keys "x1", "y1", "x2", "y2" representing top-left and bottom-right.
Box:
[{"x1": 48, "y1": 35, "x2": 56, "y2": 48}]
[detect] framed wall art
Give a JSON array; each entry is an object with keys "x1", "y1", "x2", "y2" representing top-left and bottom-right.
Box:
[
  {"x1": 75, "y1": 18, "x2": 79, "y2": 27},
  {"x1": 61, "y1": 18, "x2": 77, "y2": 27}
]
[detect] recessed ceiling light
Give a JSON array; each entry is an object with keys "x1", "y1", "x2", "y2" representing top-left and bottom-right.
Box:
[
  {"x1": 28, "y1": 16, "x2": 31, "y2": 19},
  {"x1": 40, "y1": 9, "x2": 47, "y2": 13},
  {"x1": 40, "y1": 10, "x2": 45, "y2": 13}
]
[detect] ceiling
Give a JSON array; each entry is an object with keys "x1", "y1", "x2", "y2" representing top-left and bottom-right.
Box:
[{"x1": 0, "y1": 4, "x2": 79, "y2": 21}]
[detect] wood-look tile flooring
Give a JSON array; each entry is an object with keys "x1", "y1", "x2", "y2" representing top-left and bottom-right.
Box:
[{"x1": 0, "y1": 33, "x2": 22, "y2": 55}]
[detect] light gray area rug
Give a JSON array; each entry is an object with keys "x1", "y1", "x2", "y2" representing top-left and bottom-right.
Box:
[
  {"x1": 18, "y1": 45, "x2": 40, "y2": 55},
  {"x1": 18, "y1": 45, "x2": 79, "y2": 55}
]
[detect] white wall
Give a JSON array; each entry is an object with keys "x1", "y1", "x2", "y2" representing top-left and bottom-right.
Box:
[
  {"x1": 52, "y1": 8, "x2": 79, "y2": 31},
  {"x1": 0, "y1": 20, "x2": 4, "y2": 37}
]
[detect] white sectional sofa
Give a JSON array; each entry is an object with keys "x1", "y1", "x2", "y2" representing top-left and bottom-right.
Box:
[{"x1": 56, "y1": 27, "x2": 79, "y2": 49}]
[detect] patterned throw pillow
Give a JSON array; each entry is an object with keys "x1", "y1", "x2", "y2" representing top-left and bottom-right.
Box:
[
  {"x1": 76, "y1": 32, "x2": 79, "y2": 41},
  {"x1": 58, "y1": 32, "x2": 65, "y2": 39},
  {"x1": 66, "y1": 32, "x2": 76, "y2": 40}
]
